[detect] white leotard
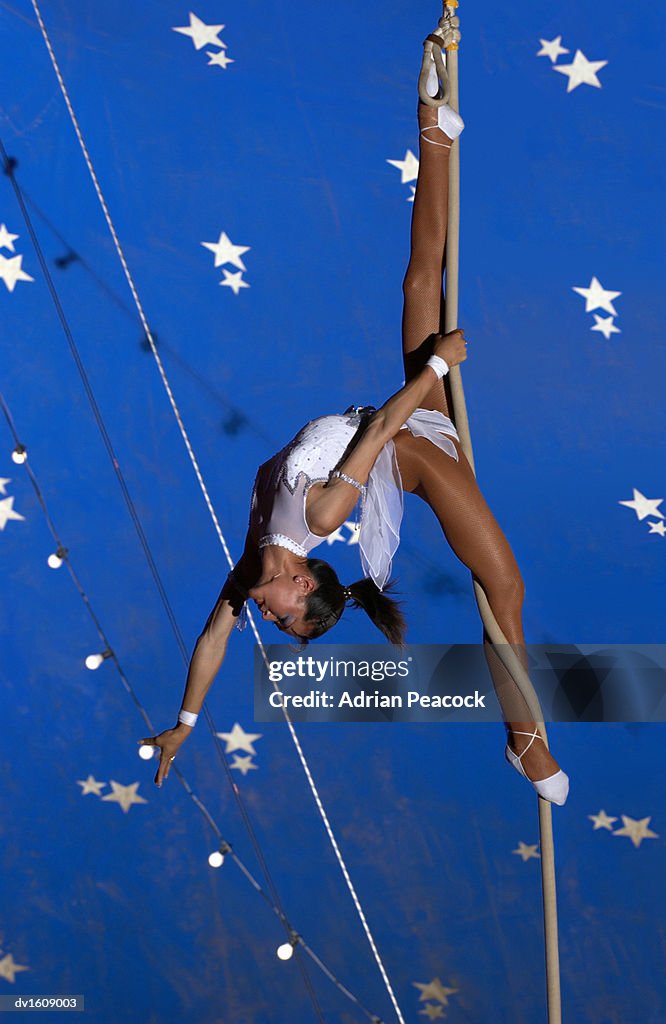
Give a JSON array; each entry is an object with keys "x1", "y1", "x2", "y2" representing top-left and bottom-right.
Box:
[{"x1": 245, "y1": 404, "x2": 460, "y2": 591}]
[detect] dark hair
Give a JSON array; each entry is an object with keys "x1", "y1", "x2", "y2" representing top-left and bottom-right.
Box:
[{"x1": 299, "y1": 558, "x2": 407, "y2": 647}]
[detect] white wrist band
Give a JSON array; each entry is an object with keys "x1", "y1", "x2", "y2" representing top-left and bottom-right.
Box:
[
  {"x1": 178, "y1": 709, "x2": 198, "y2": 727},
  {"x1": 426, "y1": 354, "x2": 450, "y2": 378}
]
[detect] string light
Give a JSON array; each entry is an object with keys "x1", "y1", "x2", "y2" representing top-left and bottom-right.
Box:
[
  {"x1": 85, "y1": 648, "x2": 112, "y2": 670},
  {"x1": 47, "y1": 545, "x2": 68, "y2": 569},
  {"x1": 11, "y1": 443, "x2": 27, "y2": 464},
  {"x1": 277, "y1": 932, "x2": 300, "y2": 961},
  {"x1": 208, "y1": 841, "x2": 232, "y2": 868}
]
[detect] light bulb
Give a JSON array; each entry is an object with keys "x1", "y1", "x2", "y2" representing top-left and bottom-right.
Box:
[
  {"x1": 11, "y1": 445, "x2": 27, "y2": 465},
  {"x1": 85, "y1": 653, "x2": 104, "y2": 670},
  {"x1": 208, "y1": 850, "x2": 224, "y2": 868},
  {"x1": 48, "y1": 553, "x2": 63, "y2": 569},
  {"x1": 138, "y1": 744, "x2": 155, "y2": 761},
  {"x1": 276, "y1": 942, "x2": 294, "y2": 961}
]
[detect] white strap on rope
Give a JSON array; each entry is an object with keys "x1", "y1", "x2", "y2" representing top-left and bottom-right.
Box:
[{"x1": 29, "y1": 3, "x2": 405, "y2": 1020}]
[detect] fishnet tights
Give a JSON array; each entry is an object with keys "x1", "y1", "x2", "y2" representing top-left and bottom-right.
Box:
[{"x1": 395, "y1": 102, "x2": 560, "y2": 780}]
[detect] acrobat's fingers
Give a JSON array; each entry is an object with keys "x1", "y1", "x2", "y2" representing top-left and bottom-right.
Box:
[{"x1": 155, "y1": 749, "x2": 176, "y2": 788}]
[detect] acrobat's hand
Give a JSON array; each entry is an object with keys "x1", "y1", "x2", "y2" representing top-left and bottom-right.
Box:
[
  {"x1": 138, "y1": 726, "x2": 189, "y2": 788},
  {"x1": 433, "y1": 328, "x2": 468, "y2": 368}
]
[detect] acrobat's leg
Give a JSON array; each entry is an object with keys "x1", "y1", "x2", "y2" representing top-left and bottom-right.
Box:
[
  {"x1": 401, "y1": 100, "x2": 454, "y2": 419},
  {"x1": 396, "y1": 434, "x2": 563, "y2": 782}
]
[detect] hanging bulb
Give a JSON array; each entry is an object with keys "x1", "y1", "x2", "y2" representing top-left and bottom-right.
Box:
[
  {"x1": 138, "y1": 744, "x2": 155, "y2": 761},
  {"x1": 208, "y1": 840, "x2": 231, "y2": 868},
  {"x1": 85, "y1": 649, "x2": 112, "y2": 670},
  {"x1": 11, "y1": 444, "x2": 27, "y2": 465},
  {"x1": 47, "y1": 546, "x2": 68, "y2": 569},
  {"x1": 276, "y1": 932, "x2": 299, "y2": 960}
]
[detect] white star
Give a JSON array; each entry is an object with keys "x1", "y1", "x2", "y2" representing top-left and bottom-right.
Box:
[
  {"x1": 77, "y1": 775, "x2": 106, "y2": 796},
  {"x1": 553, "y1": 50, "x2": 607, "y2": 92},
  {"x1": 325, "y1": 526, "x2": 347, "y2": 545},
  {"x1": 613, "y1": 814, "x2": 659, "y2": 849},
  {"x1": 206, "y1": 49, "x2": 234, "y2": 69},
  {"x1": 407, "y1": 186, "x2": 416, "y2": 203},
  {"x1": 344, "y1": 520, "x2": 361, "y2": 546},
  {"x1": 588, "y1": 809, "x2": 617, "y2": 830},
  {"x1": 216, "y1": 722, "x2": 262, "y2": 755},
  {"x1": 0, "y1": 953, "x2": 29, "y2": 983},
  {"x1": 591, "y1": 314, "x2": 620, "y2": 339},
  {"x1": 202, "y1": 231, "x2": 250, "y2": 270},
  {"x1": 0, "y1": 496, "x2": 26, "y2": 530},
  {"x1": 413, "y1": 979, "x2": 458, "y2": 1004},
  {"x1": 101, "y1": 780, "x2": 148, "y2": 813},
  {"x1": 0, "y1": 253, "x2": 34, "y2": 292},
  {"x1": 618, "y1": 488, "x2": 664, "y2": 521},
  {"x1": 513, "y1": 841, "x2": 540, "y2": 861},
  {"x1": 647, "y1": 520, "x2": 666, "y2": 536},
  {"x1": 230, "y1": 754, "x2": 258, "y2": 776},
  {"x1": 220, "y1": 269, "x2": 249, "y2": 294},
  {"x1": 572, "y1": 276, "x2": 621, "y2": 315},
  {"x1": 537, "y1": 36, "x2": 569, "y2": 63},
  {"x1": 0, "y1": 223, "x2": 19, "y2": 251},
  {"x1": 172, "y1": 13, "x2": 226, "y2": 50},
  {"x1": 387, "y1": 149, "x2": 419, "y2": 184},
  {"x1": 0, "y1": 477, "x2": 11, "y2": 494}
]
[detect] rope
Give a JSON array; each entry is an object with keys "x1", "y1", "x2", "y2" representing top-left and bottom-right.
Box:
[
  {"x1": 430, "y1": 10, "x2": 563, "y2": 1022},
  {"x1": 28, "y1": 4, "x2": 404, "y2": 1020}
]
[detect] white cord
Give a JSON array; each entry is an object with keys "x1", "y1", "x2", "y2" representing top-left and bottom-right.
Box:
[{"x1": 30, "y1": 4, "x2": 405, "y2": 1021}]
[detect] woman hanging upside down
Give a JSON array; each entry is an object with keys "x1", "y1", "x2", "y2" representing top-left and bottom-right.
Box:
[{"x1": 141, "y1": 62, "x2": 569, "y2": 806}]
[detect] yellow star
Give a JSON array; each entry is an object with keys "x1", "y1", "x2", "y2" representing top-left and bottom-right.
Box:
[
  {"x1": 419, "y1": 1003, "x2": 446, "y2": 1019},
  {"x1": 413, "y1": 978, "x2": 458, "y2": 1004},
  {"x1": 0, "y1": 953, "x2": 29, "y2": 983},
  {"x1": 513, "y1": 841, "x2": 540, "y2": 862},
  {"x1": 612, "y1": 815, "x2": 659, "y2": 849},
  {"x1": 77, "y1": 775, "x2": 106, "y2": 796},
  {"x1": 101, "y1": 780, "x2": 148, "y2": 814},
  {"x1": 588, "y1": 809, "x2": 617, "y2": 830}
]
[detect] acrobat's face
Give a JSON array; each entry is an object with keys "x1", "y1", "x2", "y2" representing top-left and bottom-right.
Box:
[{"x1": 247, "y1": 573, "x2": 317, "y2": 639}]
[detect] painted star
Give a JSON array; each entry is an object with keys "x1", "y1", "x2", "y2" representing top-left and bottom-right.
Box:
[
  {"x1": 387, "y1": 149, "x2": 419, "y2": 184},
  {"x1": 172, "y1": 13, "x2": 226, "y2": 50},
  {"x1": 591, "y1": 314, "x2": 620, "y2": 339},
  {"x1": 220, "y1": 269, "x2": 250, "y2": 294},
  {"x1": 201, "y1": 231, "x2": 250, "y2": 270},
  {"x1": 0, "y1": 953, "x2": 29, "y2": 983},
  {"x1": 325, "y1": 526, "x2": 347, "y2": 545},
  {"x1": 77, "y1": 775, "x2": 106, "y2": 796},
  {"x1": 647, "y1": 520, "x2": 666, "y2": 536},
  {"x1": 207, "y1": 50, "x2": 234, "y2": 69},
  {"x1": 230, "y1": 754, "x2": 258, "y2": 776},
  {"x1": 419, "y1": 1005, "x2": 446, "y2": 1020},
  {"x1": 613, "y1": 815, "x2": 659, "y2": 849},
  {"x1": 216, "y1": 722, "x2": 262, "y2": 755},
  {"x1": 0, "y1": 477, "x2": 11, "y2": 494},
  {"x1": 344, "y1": 520, "x2": 361, "y2": 545},
  {"x1": 554, "y1": 50, "x2": 607, "y2": 92},
  {"x1": 413, "y1": 979, "x2": 458, "y2": 1004},
  {"x1": 513, "y1": 841, "x2": 540, "y2": 862},
  {"x1": 0, "y1": 496, "x2": 26, "y2": 530},
  {"x1": 619, "y1": 488, "x2": 664, "y2": 521},
  {"x1": 0, "y1": 253, "x2": 34, "y2": 292},
  {"x1": 537, "y1": 36, "x2": 569, "y2": 63},
  {"x1": 588, "y1": 809, "x2": 617, "y2": 830},
  {"x1": 0, "y1": 223, "x2": 19, "y2": 251},
  {"x1": 101, "y1": 780, "x2": 148, "y2": 814},
  {"x1": 408, "y1": 186, "x2": 416, "y2": 203},
  {"x1": 572, "y1": 276, "x2": 621, "y2": 315}
]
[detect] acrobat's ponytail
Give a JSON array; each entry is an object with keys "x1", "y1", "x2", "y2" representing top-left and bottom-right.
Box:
[{"x1": 345, "y1": 577, "x2": 407, "y2": 648}]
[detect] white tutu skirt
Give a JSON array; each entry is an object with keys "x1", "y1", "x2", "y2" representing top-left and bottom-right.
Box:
[{"x1": 360, "y1": 407, "x2": 460, "y2": 591}]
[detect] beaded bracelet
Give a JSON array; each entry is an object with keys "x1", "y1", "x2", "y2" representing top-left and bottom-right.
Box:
[{"x1": 331, "y1": 470, "x2": 367, "y2": 499}]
